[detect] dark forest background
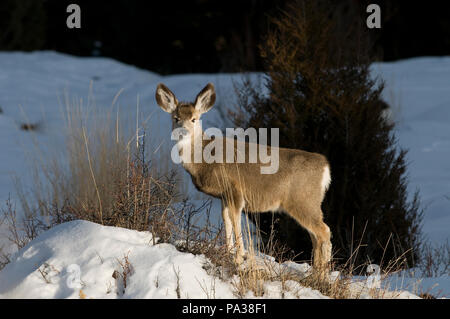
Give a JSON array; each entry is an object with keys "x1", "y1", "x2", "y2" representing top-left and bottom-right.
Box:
[{"x1": 1, "y1": 0, "x2": 449, "y2": 74}]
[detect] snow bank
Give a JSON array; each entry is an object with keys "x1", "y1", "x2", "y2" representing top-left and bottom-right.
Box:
[
  {"x1": 0, "y1": 220, "x2": 236, "y2": 299},
  {"x1": 0, "y1": 220, "x2": 421, "y2": 299},
  {"x1": 371, "y1": 57, "x2": 450, "y2": 244},
  {"x1": 0, "y1": 220, "x2": 329, "y2": 299}
]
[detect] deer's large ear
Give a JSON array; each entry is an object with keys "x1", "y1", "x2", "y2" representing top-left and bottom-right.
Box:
[
  {"x1": 155, "y1": 83, "x2": 178, "y2": 113},
  {"x1": 194, "y1": 83, "x2": 216, "y2": 114}
]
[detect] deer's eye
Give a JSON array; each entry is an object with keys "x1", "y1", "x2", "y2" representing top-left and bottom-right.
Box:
[{"x1": 191, "y1": 119, "x2": 196, "y2": 123}]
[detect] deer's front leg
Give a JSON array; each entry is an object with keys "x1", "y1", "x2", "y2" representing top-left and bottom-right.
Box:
[
  {"x1": 229, "y1": 199, "x2": 245, "y2": 265},
  {"x1": 221, "y1": 204, "x2": 234, "y2": 251}
]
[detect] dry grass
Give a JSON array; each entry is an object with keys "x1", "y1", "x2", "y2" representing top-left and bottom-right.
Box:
[
  {"x1": 228, "y1": 219, "x2": 351, "y2": 298},
  {"x1": 113, "y1": 252, "x2": 134, "y2": 296},
  {"x1": 206, "y1": 204, "x2": 424, "y2": 299},
  {"x1": 417, "y1": 240, "x2": 450, "y2": 278},
  {"x1": 0, "y1": 91, "x2": 213, "y2": 269},
  {"x1": 18, "y1": 93, "x2": 188, "y2": 229},
  {"x1": 173, "y1": 265, "x2": 182, "y2": 298},
  {"x1": 10, "y1": 90, "x2": 187, "y2": 230},
  {"x1": 19, "y1": 122, "x2": 41, "y2": 131}
]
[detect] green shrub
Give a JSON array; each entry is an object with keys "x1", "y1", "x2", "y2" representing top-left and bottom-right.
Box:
[{"x1": 234, "y1": 0, "x2": 422, "y2": 268}]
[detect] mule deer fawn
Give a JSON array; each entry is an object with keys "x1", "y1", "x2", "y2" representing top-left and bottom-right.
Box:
[{"x1": 155, "y1": 83, "x2": 332, "y2": 271}]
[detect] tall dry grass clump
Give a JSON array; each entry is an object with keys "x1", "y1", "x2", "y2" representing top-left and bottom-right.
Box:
[
  {"x1": 12, "y1": 95, "x2": 178, "y2": 232},
  {"x1": 0, "y1": 91, "x2": 221, "y2": 267}
]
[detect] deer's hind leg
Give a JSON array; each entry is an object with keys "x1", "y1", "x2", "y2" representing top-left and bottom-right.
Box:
[
  {"x1": 284, "y1": 203, "x2": 332, "y2": 272},
  {"x1": 306, "y1": 217, "x2": 332, "y2": 270}
]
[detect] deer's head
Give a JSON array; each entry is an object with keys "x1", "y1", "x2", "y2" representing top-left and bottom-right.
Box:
[{"x1": 155, "y1": 83, "x2": 216, "y2": 142}]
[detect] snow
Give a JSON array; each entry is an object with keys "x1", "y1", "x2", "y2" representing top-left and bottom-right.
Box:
[
  {"x1": 0, "y1": 51, "x2": 448, "y2": 298},
  {"x1": 0, "y1": 220, "x2": 231, "y2": 298},
  {"x1": 0, "y1": 220, "x2": 419, "y2": 299},
  {"x1": 371, "y1": 57, "x2": 450, "y2": 244},
  {"x1": 383, "y1": 273, "x2": 450, "y2": 298}
]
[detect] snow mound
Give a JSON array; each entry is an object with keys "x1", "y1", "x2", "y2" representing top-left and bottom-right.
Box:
[
  {"x1": 0, "y1": 220, "x2": 233, "y2": 298},
  {"x1": 0, "y1": 220, "x2": 420, "y2": 299}
]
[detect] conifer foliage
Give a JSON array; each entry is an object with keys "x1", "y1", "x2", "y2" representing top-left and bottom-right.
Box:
[{"x1": 235, "y1": 0, "x2": 422, "y2": 267}]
